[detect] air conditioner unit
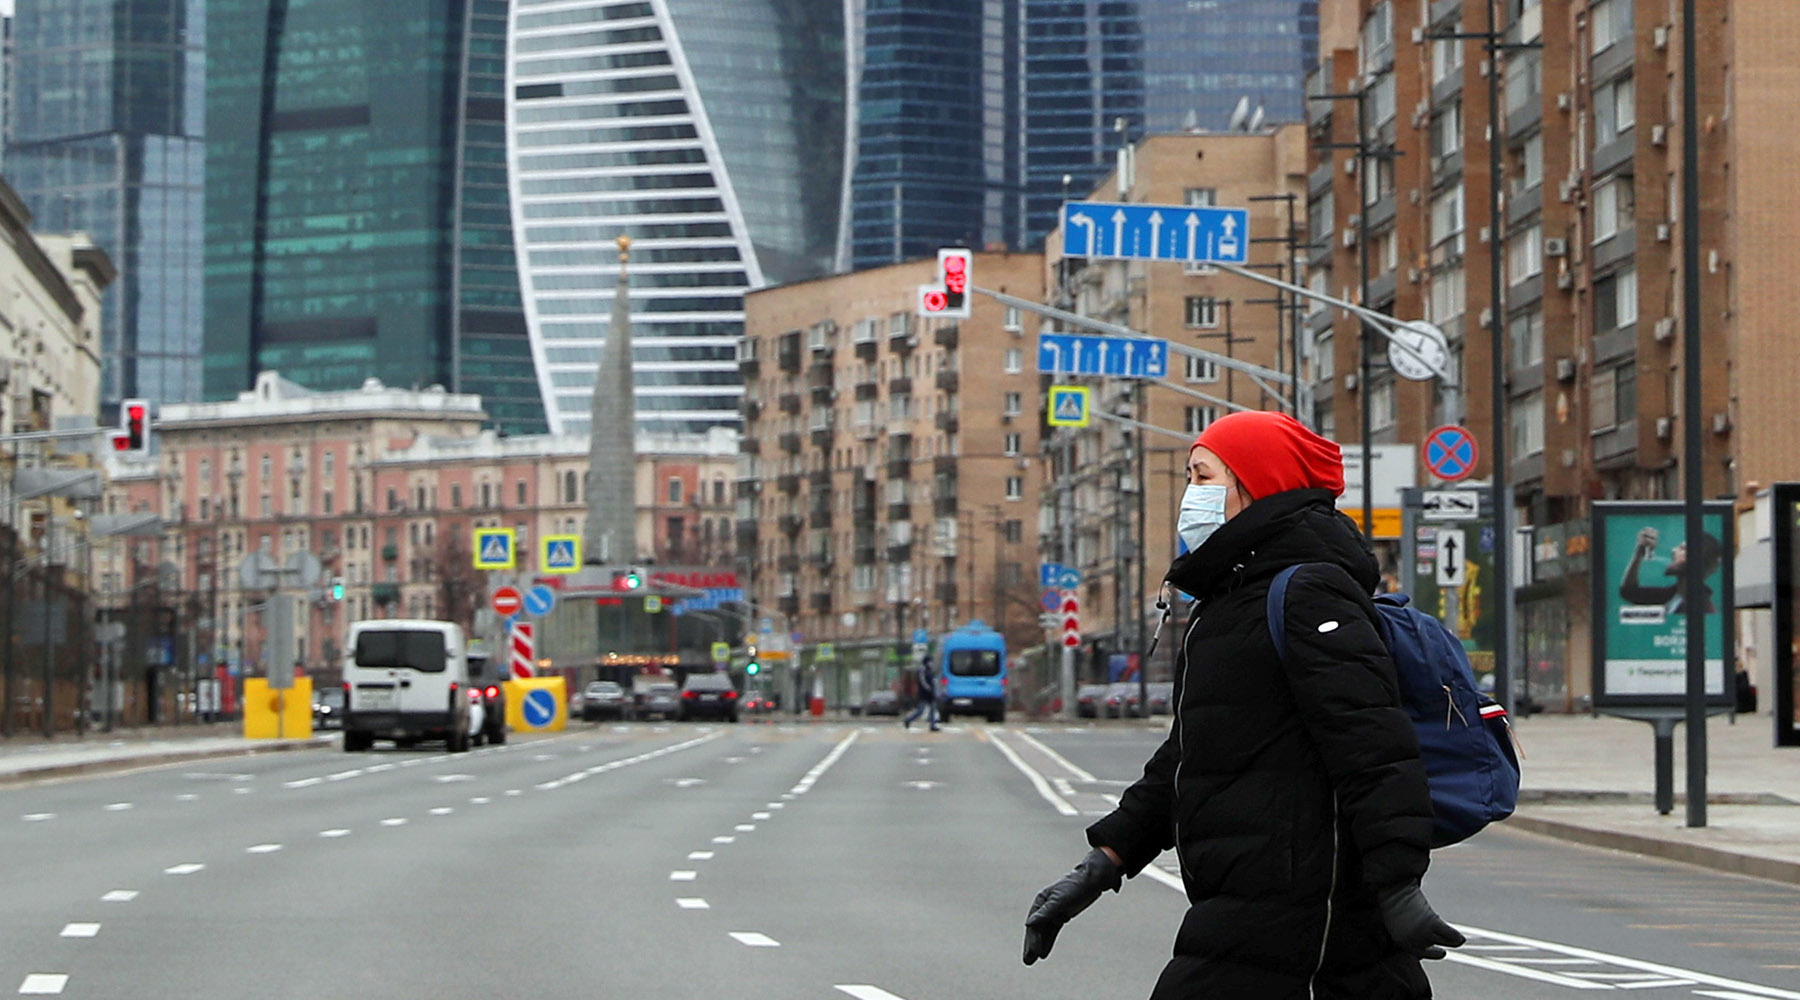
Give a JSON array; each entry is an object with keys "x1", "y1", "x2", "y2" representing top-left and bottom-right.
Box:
[
  {"x1": 1557, "y1": 179, "x2": 1576, "y2": 203},
  {"x1": 1654, "y1": 316, "x2": 1677, "y2": 342},
  {"x1": 1653, "y1": 25, "x2": 1669, "y2": 51},
  {"x1": 1429, "y1": 155, "x2": 1444, "y2": 173},
  {"x1": 1555, "y1": 358, "x2": 1576, "y2": 381},
  {"x1": 1479, "y1": 225, "x2": 1492, "y2": 245},
  {"x1": 1557, "y1": 270, "x2": 1574, "y2": 290},
  {"x1": 1712, "y1": 412, "x2": 1732, "y2": 434},
  {"x1": 1556, "y1": 92, "x2": 1572, "y2": 112},
  {"x1": 1544, "y1": 237, "x2": 1568, "y2": 257},
  {"x1": 1411, "y1": 26, "x2": 1425, "y2": 45},
  {"x1": 1344, "y1": 158, "x2": 1358, "y2": 176},
  {"x1": 1342, "y1": 228, "x2": 1358, "y2": 248},
  {"x1": 1407, "y1": 267, "x2": 1423, "y2": 285},
  {"x1": 1409, "y1": 188, "x2": 1422, "y2": 205},
  {"x1": 1651, "y1": 124, "x2": 1667, "y2": 147},
  {"x1": 1478, "y1": 307, "x2": 1493, "y2": 329},
  {"x1": 1655, "y1": 416, "x2": 1674, "y2": 440},
  {"x1": 1344, "y1": 373, "x2": 1359, "y2": 392},
  {"x1": 1561, "y1": 449, "x2": 1578, "y2": 468},
  {"x1": 1655, "y1": 223, "x2": 1671, "y2": 243}
]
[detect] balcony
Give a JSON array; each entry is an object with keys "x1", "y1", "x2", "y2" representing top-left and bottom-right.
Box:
[
  {"x1": 934, "y1": 582, "x2": 957, "y2": 605},
  {"x1": 855, "y1": 380, "x2": 878, "y2": 401},
  {"x1": 809, "y1": 592, "x2": 832, "y2": 614},
  {"x1": 888, "y1": 376, "x2": 912, "y2": 396},
  {"x1": 778, "y1": 392, "x2": 801, "y2": 415},
  {"x1": 935, "y1": 370, "x2": 959, "y2": 393},
  {"x1": 742, "y1": 399, "x2": 763, "y2": 421},
  {"x1": 778, "y1": 514, "x2": 803, "y2": 536},
  {"x1": 811, "y1": 426, "x2": 835, "y2": 448},
  {"x1": 886, "y1": 542, "x2": 913, "y2": 562},
  {"x1": 739, "y1": 353, "x2": 760, "y2": 377},
  {"x1": 735, "y1": 520, "x2": 759, "y2": 548},
  {"x1": 854, "y1": 337, "x2": 878, "y2": 361},
  {"x1": 778, "y1": 553, "x2": 801, "y2": 573},
  {"x1": 739, "y1": 436, "x2": 761, "y2": 455},
  {"x1": 808, "y1": 547, "x2": 834, "y2": 569},
  {"x1": 935, "y1": 410, "x2": 959, "y2": 433},
  {"x1": 810, "y1": 385, "x2": 834, "y2": 406},
  {"x1": 886, "y1": 458, "x2": 911, "y2": 479},
  {"x1": 779, "y1": 594, "x2": 800, "y2": 616},
  {"x1": 933, "y1": 324, "x2": 959, "y2": 348},
  {"x1": 809, "y1": 507, "x2": 832, "y2": 529},
  {"x1": 933, "y1": 495, "x2": 958, "y2": 517},
  {"x1": 933, "y1": 456, "x2": 956, "y2": 476},
  {"x1": 778, "y1": 432, "x2": 801, "y2": 454},
  {"x1": 854, "y1": 544, "x2": 877, "y2": 564},
  {"x1": 372, "y1": 583, "x2": 400, "y2": 607},
  {"x1": 809, "y1": 469, "x2": 831, "y2": 487},
  {"x1": 887, "y1": 316, "x2": 913, "y2": 347},
  {"x1": 777, "y1": 474, "x2": 800, "y2": 495},
  {"x1": 777, "y1": 347, "x2": 801, "y2": 374},
  {"x1": 886, "y1": 502, "x2": 912, "y2": 521}
]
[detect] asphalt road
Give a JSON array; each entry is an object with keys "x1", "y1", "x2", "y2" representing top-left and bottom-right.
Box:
[{"x1": 0, "y1": 720, "x2": 1796, "y2": 999}]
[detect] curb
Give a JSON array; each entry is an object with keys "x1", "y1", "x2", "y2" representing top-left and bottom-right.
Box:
[
  {"x1": 0, "y1": 736, "x2": 337, "y2": 787},
  {"x1": 1506, "y1": 812, "x2": 1800, "y2": 888}
]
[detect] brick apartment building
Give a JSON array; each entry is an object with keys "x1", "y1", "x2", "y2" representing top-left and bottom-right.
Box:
[{"x1": 738, "y1": 254, "x2": 1047, "y2": 709}]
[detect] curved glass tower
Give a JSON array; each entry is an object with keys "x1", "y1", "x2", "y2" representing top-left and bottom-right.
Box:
[{"x1": 507, "y1": 0, "x2": 846, "y2": 436}]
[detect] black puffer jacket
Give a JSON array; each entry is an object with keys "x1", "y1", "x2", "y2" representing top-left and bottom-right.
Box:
[{"x1": 1087, "y1": 489, "x2": 1436, "y2": 999}]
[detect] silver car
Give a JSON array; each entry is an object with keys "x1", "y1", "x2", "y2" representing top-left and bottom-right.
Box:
[
  {"x1": 581, "y1": 681, "x2": 629, "y2": 721},
  {"x1": 638, "y1": 683, "x2": 680, "y2": 721}
]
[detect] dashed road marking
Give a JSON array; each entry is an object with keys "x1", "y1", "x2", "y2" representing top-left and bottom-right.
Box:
[
  {"x1": 174, "y1": 794, "x2": 198, "y2": 802},
  {"x1": 99, "y1": 891, "x2": 136, "y2": 903},
  {"x1": 246, "y1": 844, "x2": 282, "y2": 854},
  {"x1": 670, "y1": 871, "x2": 697, "y2": 881},
  {"x1": 730, "y1": 932, "x2": 779, "y2": 947},
  {"x1": 836, "y1": 987, "x2": 909, "y2": 1000},
  {"x1": 103, "y1": 803, "x2": 133, "y2": 812},
  {"x1": 677, "y1": 898, "x2": 709, "y2": 910},
  {"x1": 163, "y1": 864, "x2": 203, "y2": 876},
  {"x1": 505, "y1": 790, "x2": 522, "y2": 797},
  {"x1": 752, "y1": 811, "x2": 771, "y2": 820},
  {"x1": 469, "y1": 797, "x2": 490, "y2": 805},
  {"x1": 735, "y1": 824, "x2": 756, "y2": 832},
  {"x1": 17, "y1": 973, "x2": 68, "y2": 994},
  {"x1": 429, "y1": 807, "x2": 453, "y2": 816},
  {"x1": 380, "y1": 818, "x2": 407, "y2": 827},
  {"x1": 58, "y1": 924, "x2": 98, "y2": 939},
  {"x1": 282, "y1": 777, "x2": 323, "y2": 789},
  {"x1": 766, "y1": 802, "x2": 784, "y2": 810},
  {"x1": 688, "y1": 851, "x2": 714, "y2": 860},
  {"x1": 21, "y1": 813, "x2": 54, "y2": 822},
  {"x1": 231, "y1": 787, "x2": 252, "y2": 795},
  {"x1": 320, "y1": 829, "x2": 350, "y2": 838},
  {"x1": 713, "y1": 836, "x2": 735, "y2": 844}
]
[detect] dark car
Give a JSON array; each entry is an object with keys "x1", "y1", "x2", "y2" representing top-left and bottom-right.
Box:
[
  {"x1": 679, "y1": 673, "x2": 740, "y2": 722},
  {"x1": 312, "y1": 687, "x2": 345, "y2": 729},
  {"x1": 741, "y1": 691, "x2": 776, "y2": 715},
  {"x1": 863, "y1": 690, "x2": 902, "y2": 717},
  {"x1": 1075, "y1": 684, "x2": 1108, "y2": 719},
  {"x1": 582, "y1": 681, "x2": 629, "y2": 721}
]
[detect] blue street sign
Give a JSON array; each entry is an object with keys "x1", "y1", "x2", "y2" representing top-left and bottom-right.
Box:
[
  {"x1": 1057, "y1": 567, "x2": 1082, "y2": 590},
  {"x1": 1061, "y1": 200, "x2": 1250, "y2": 265},
  {"x1": 1037, "y1": 332, "x2": 1169, "y2": 378},
  {"x1": 523, "y1": 584, "x2": 556, "y2": 616},
  {"x1": 522, "y1": 688, "x2": 557, "y2": 729},
  {"x1": 1040, "y1": 563, "x2": 1067, "y2": 588},
  {"x1": 912, "y1": 628, "x2": 929, "y2": 645}
]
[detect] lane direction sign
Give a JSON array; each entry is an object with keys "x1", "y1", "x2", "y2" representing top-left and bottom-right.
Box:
[
  {"x1": 1422, "y1": 425, "x2": 1479, "y2": 482},
  {"x1": 1435, "y1": 528, "x2": 1468, "y2": 587},
  {"x1": 523, "y1": 584, "x2": 556, "y2": 616},
  {"x1": 1061, "y1": 200, "x2": 1250, "y2": 265},
  {"x1": 1036, "y1": 332, "x2": 1170, "y2": 378}
]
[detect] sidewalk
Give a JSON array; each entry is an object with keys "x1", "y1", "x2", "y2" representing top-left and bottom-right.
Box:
[
  {"x1": 1505, "y1": 711, "x2": 1800, "y2": 885},
  {"x1": 0, "y1": 724, "x2": 332, "y2": 786}
]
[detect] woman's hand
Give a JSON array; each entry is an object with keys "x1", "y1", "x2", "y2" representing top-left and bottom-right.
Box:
[{"x1": 1022, "y1": 848, "x2": 1123, "y2": 965}]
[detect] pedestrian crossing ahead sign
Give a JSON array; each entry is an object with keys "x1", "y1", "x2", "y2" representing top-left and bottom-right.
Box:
[
  {"x1": 1046, "y1": 385, "x2": 1091, "y2": 427},
  {"x1": 540, "y1": 534, "x2": 580, "y2": 574},
  {"x1": 473, "y1": 528, "x2": 516, "y2": 570}
]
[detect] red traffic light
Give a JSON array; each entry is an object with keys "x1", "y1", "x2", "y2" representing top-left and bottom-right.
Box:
[
  {"x1": 921, "y1": 289, "x2": 948, "y2": 312},
  {"x1": 119, "y1": 398, "x2": 150, "y2": 454}
]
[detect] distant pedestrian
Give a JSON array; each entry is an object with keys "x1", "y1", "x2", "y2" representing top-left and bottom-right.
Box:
[
  {"x1": 1022, "y1": 411, "x2": 1461, "y2": 998},
  {"x1": 903, "y1": 654, "x2": 939, "y2": 731}
]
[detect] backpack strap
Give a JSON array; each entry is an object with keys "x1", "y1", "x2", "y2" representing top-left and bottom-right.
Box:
[{"x1": 1265, "y1": 564, "x2": 1305, "y2": 664}]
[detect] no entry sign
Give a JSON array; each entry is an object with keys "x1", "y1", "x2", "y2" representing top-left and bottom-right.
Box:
[{"x1": 491, "y1": 586, "x2": 523, "y2": 616}]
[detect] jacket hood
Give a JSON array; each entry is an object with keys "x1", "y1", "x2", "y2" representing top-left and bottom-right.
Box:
[{"x1": 1164, "y1": 488, "x2": 1379, "y2": 600}]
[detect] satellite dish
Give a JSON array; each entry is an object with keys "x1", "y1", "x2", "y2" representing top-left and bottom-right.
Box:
[
  {"x1": 1248, "y1": 103, "x2": 1266, "y2": 132},
  {"x1": 1226, "y1": 96, "x2": 1250, "y2": 132}
]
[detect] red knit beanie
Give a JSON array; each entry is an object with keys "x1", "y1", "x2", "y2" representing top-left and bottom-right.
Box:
[{"x1": 1193, "y1": 411, "x2": 1345, "y2": 500}]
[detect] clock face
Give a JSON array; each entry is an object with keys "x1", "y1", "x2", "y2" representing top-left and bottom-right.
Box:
[{"x1": 1388, "y1": 320, "x2": 1449, "y2": 382}]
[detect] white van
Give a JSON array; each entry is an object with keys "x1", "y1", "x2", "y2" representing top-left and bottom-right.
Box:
[{"x1": 342, "y1": 620, "x2": 473, "y2": 752}]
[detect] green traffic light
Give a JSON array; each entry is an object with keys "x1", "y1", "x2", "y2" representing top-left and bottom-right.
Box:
[
  {"x1": 331, "y1": 584, "x2": 344, "y2": 600},
  {"x1": 746, "y1": 662, "x2": 760, "y2": 675}
]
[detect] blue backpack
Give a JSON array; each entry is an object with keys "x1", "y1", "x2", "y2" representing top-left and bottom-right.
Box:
[{"x1": 1267, "y1": 565, "x2": 1521, "y2": 848}]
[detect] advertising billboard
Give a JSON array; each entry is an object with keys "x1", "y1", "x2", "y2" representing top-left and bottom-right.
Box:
[{"x1": 1770, "y1": 485, "x2": 1800, "y2": 746}]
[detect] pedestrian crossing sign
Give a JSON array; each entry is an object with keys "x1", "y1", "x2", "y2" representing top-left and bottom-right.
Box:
[
  {"x1": 540, "y1": 534, "x2": 581, "y2": 574},
  {"x1": 473, "y1": 528, "x2": 516, "y2": 570},
  {"x1": 1046, "y1": 385, "x2": 1090, "y2": 427}
]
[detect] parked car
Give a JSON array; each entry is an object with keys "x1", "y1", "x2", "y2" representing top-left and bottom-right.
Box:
[
  {"x1": 1074, "y1": 684, "x2": 1108, "y2": 719},
  {"x1": 863, "y1": 690, "x2": 902, "y2": 717},
  {"x1": 1145, "y1": 682, "x2": 1174, "y2": 716},
  {"x1": 582, "y1": 681, "x2": 630, "y2": 721},
  {"x1": 740, "y1": 691, "x2": 776, "y2": 715},
  {"x1": 638, "y1": 683, "x2": 680, "y2": 721},
  {"x1": 312, "y1": 686, "x2": 345, "y2": 729},
  {"x1": 1102, "y1": 682, "x2": 1137, "y2": 719},
  {"x1": 678, "y1": 673, "x2": 740, "y2": 722}
]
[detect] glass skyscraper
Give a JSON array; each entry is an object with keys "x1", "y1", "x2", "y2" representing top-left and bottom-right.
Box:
[
  {"x1": 6, "y1": 0, "x2": 207, "y2": 409},
  {"x1": 845, "y1": 0, "x2": 1021, "y2": 270},
  {"x1": 506, "y1": 0, "x2": 845, "y2": 437},
  {"x1": 204, "y1": 0, "x2": 544, "y2": 434},
  {"x1": 1023, "y1": 0, "x2": 1320, "y2": 243}
]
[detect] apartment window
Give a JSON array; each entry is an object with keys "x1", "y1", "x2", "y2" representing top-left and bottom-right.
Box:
[
  {"x1": 1507, "y1": 224, "x2": 1542, "y2": 284},
  {"x1": 1503, "y1": 48, "x2": 1542, "y2": 114},
  {"x1": 1003, "y1": 520, "x2": 1023, "y2": 544},
  {"x1": 1362, "y1": 150, "x2": 1395, "y2": 206},
  {"x1": 713, "y1": 478, "x2": 726, "y2": 504},
  {"x1": 1511, "y1": 391, "x2": 1545, "y2": 457},
  {"x1": 1430, "y1": 184, "x2": 1465, "y2": 257},
  {"x1": 1594, "y1": 267, "x2": 1638, "y2": 331},
  {"x1": 1184, "y1": 187, "x2": 1216, "y2": 207},
  {"x1": 890, "y1": 395, "x2": 913, "y2": 420},
  {"x1": 1592, "y1": 175, "x2": 1634, "y2": 243},
  {"x1": 322, "y1": 492, "x2": 333, "y2": 515},
  {"x1": 1590, "y1": 367, "x2": 1619, "y2": 433},
  {"x1": 1431, "y1": 34, "x2": 1463, "y2": 83},
  {"x1": 1184, "y1": 296, "x2": 1219, "y2": 328},
  {"x1": 1614, "y1": 362, "x2": 1637, "y2": 425},
  {"x1": 1314, "y1": 333, "x2": 1334, "y2": 381},
  {"x1": 260, "y1": 455, "x2": 271, "y2": 484},
  {"x1": 1003, "y1": 433, "x2": 1021, "y2": 456},
  {"x1": 1185, "y1": 355, "x2": 1220, "y2": 383},
  {"x1": 667, "y1": 477, "x2": 682, "y2": 503},
  {"x1": 481, "y1": 482, "x2": 492, "y2": 507},
  {"x1": 1368, "y1": 71, "x2": 1397, "y2": 128},
  {"x1": 516, "y1": 481, "x2": 527, "y2": 505},
  {"x1": 451, "y1": 484, "x2": 463, "y2": 508},
  {"x1": 386, "y1": 487, "x2": 399, "y2": 511},
  {"x1": 1183, "y1": 406, "x2": 1219, "y2": 435},
  {"x1": 1360, "y1": 2, "x2": 1393, "y2": 76},
  {"x1": 414, "y1": 486, "x2": 426, "y2": 510},
  {"x1": 260, "y1": 495, "x2": 271, "y2": 518},
  {"x1": 321, "y1": 451, "x2": 333, "y2": 478},
  {"x1": 1428, "y1": 268, "x2": 1466, "y2": 323},
  {"x1": 1515, "y1": 133, "x2": 1544, "y2": 195},
  {"x1": 1590, "y1": 0, "x2": 1633, "y2": 55},
  {"x1": 1004, "y1": 477, "x2": 1023, "y2": 501},
  {"x1": 562, "y1": 472, "x2": 577, "y2": 504},
  {"x1": 1508, "y1": 311, "x2": 1545, "y2": 368},
  {"x1": 1594, "y1": 75, "x2": 1635, "y2": 146},
  {"x1": 1003, "y1": 392, "x2": 1022, "y2": 416},
  {"x1": 1308, "y1": 190, "x2": 1335, "y2": 242},
  {"x1": 1429, "y1": 102, "x2": 1461, "y2": 161},
  {"x1": 1004, "y1": 348, "x2": 1022, "y2": 373},
  {"x1": 1003, "y1": 305, "x2": 1021, "y2": 331},
  {"x1": 1370, "y1": 379, "x2": 1397, "y2": 431}
]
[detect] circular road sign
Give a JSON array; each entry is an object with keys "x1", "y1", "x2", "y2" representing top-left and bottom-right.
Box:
[
  {"x1": 491, "y1": 586, "x2": 523, "y2": 616},
  {"x1": 1422, "y1": 425, "x2": 1479, "y2": 482},
  {"x1": 1387, "y1": 320, "x2": 1450, "y2": 382},
  {"x1": 523, "y1": 584, "x2": 556, "y2": 616},
  {"x1": 522, "y1": 688, "x2": 557, "y2": 729}
]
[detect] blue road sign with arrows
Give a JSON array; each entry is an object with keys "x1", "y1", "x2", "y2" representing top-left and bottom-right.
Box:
[
  {"x1": 1061, "y1": 200, "x2": 1250, "y2": 264},
  {"x1": 523, "y1": 584, "x2": 556, "y2": 617},
  {"x1": 522, "y1": 688, "x2": 557, "y2": 729},
  {"x1": 1037, "y1": 332, "x2": 1169, "y2": 378}
]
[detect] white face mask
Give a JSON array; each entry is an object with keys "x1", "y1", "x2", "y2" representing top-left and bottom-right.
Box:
[{"x1": 1178, "y1": 484, "x2": 1229, "y2": 553}]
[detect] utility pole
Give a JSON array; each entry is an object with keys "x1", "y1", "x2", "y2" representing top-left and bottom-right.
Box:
[{"x1": 1678, "y1": 0, "x2": 1707, "y2": 829}]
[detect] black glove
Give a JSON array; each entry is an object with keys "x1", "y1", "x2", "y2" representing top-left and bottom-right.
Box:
[
  {"x1": 1022, "y1": 848, "x2": 1123, "y2": 965},
  {"x1": 1376, "y1": 882, "x2": 1466, "y2": 960}
]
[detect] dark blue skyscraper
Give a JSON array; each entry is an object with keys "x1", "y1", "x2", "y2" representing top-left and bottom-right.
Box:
[
  {"x1": 1023, "y1": 0, "x2": 1319, "y2": 244},
  {"x1": 846, "y1": 0, "x2": 1021, "y2": 270},
  {"x1": 6, "y1": 0, "x2": 206, "y2": 408}
]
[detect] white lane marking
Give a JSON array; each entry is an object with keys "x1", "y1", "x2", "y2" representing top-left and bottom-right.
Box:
[
  {"x1": 1011, "y1": 729, "x2": 1098, "y2": 783},
  {"x1": 670, "y1": 778, "x2": 706, "y2": 788},
  {"x1": 836, "y1": 987, "x2": 909, "y2": 1000},
  {"x1": 400, "y1": 759, "x2": 422, "y2": 767},
  {"x1": 676, "y1": 898, "x2": 710, "y2": 910},
  {"x1": 1504, "y1": 958, "x2": 1603, "y2": 965},
  {"x1": 724, "y1": 756, "x2": 746, "y2": 764},
  {"x1": 246, "y1": 844, "x2": 282, "y2": 854},
  {"x1": 505, "y1": 789, "x2": 522, "y2": 796},
  {"x1": 429, "y1": 807, "x2": 453, "y2": 816},
  {"x1": 380, "y1": 818, "x2": 407, "y2": 827},
  {"x1": 366, "y1": 763, "x2": 395, "y2": 773},
  {"x1": 283, "y1": 777, "x2": 323, "y2": 789},
  {"x1": 434, "y1": 774, "x2": 474, "y2": 783},
  {"x1": 669, "y1": 871, "x2": 697, "y2": 881},
  {"x1": 163, "y1": 864, "x2": 204, "y2": 876},
  {"x1": 1053, "y1": 778, "x2": 1077, "y2": 797},
  {"x1": 1138, "y1": 865, "x2": 1186, "y2": 893},
  {"x1": 1698, "y1": 993, "x2": 1797, "y2": 1000},
  {"x1": 103, "y1": 803, "x2": 133, "y2": 812},
  {"x1": 787, "y1": 731, "x2": 860, "y2": 797},
  {"x1": 905, "y1": 781, "x2": 939, "y2": 790},
  {"x1": 174, "y1": 794, "x2": 198, "y2": 802},
  {"x1": 58, "y1": 924, "x2": 99, "y2": 939},
  {"x1": 987, "y1": 732, "x2": 1077, "y2": 816},
  {"x1": 766, "y1": 802, "x2": 784, "y2": 810},
  {"x1": 99, "y1": 891, "x2": 136, "y2": 903},
  {"x1": 534, "y1": 733, "x2": 723, "y2": 790},
  {"x1": 1441, "y1": 952, "x2": 1612, "y2": 990},
  {"x1": 752, "y1": 811, "x2": 771, "y2": 820},
  {"x1": 730, "y1": 932, "x2": 779, "y2": 948},
  {"x1": 688, "y1": 851, "x2": 714, "y2": 860},
  {"x1": 21, "y1": 813, "x2": 54, "y2": 822},
  {"x1": 232, "y1": 787, "x2": 252, "y2": 795},
  {"x1": 1449, "y1": 926, "x2": 1800, "y2": 999},
  {"x1": 780, "y1": 793, "x2": 797, "y2": 800},
  {"x1": 469, "y1": 797, "x2": 490, "y2": 805},
  {"x1": 17, "y1": 973, "x2": 68, "y2": 994},
  {"x1": 532, "y1": 754, "x2": 557, "y2": 762},
  {"x1": 326, "y1": 769, "x2": 363, "y2": 782},
  {"x1": 713, "y1": 836, "x2": 735, "y2": 844},
  {"x1": 319, "y1": 829, "x2": 350, "y2": 838},
  {"x1": 735, "y1": 824, "x2": 756, "y2": 832}
]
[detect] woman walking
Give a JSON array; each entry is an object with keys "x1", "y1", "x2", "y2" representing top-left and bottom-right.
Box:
[{"x1": 1021, "y1": 411, "x2": 1462, "y2": 998}]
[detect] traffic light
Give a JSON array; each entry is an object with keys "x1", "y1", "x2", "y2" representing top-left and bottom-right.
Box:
[
  {"x1": 613, "y1": 567, "x2": 644, "y2": 591},
  {"x1": 113, "y1": 398, "x2": 151, "y2": 455},
  {"x1": 330, "y1": 576, "x2": 344, "y2": 601},
  {"x1": 745, "y1": 645, "x2": 760, "y2": 675},
  {"x1": 915, "y1": 247, "x2": 973, "y2": 319}
]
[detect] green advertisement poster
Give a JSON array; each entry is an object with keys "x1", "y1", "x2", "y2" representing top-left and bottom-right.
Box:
[{"x1": 1591, "y1": 502, "x2": 1733, "y2": 705}]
